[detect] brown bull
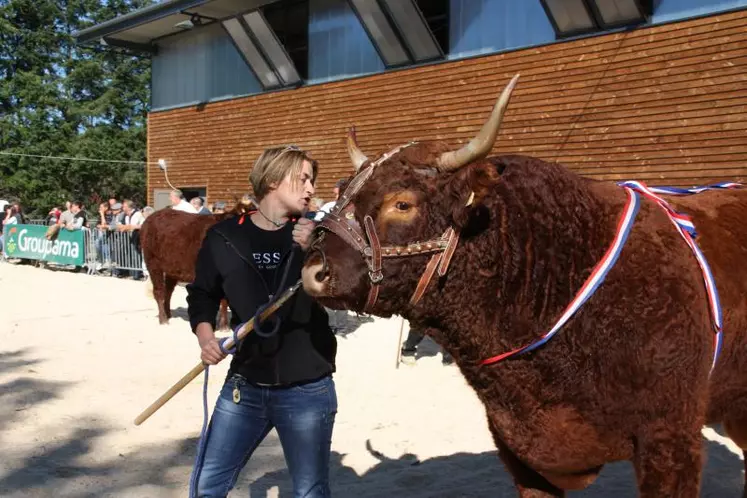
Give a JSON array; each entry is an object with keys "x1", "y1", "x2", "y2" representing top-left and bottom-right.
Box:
[
  {"x1": 140, "y1": 208, "x2": 235, "y2": 328},
  {"x1": 301, "y1": 75, "x2": 747, "y2": 497}
]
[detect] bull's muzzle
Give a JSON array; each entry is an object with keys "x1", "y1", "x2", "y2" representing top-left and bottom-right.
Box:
[{"x1": 302, "y1": 260, "x2": 329, "y2": 297}]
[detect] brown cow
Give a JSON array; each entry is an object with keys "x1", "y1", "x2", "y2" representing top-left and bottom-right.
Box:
[
  {"x1": 301, "y1": 76, "x2": 747, "y2": 497},
  {"x1": 140, "y1": 197, "x2": 254, "y2": 328}
]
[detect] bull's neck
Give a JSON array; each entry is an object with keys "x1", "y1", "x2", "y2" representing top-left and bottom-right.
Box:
[{"x1": 410, "y1": 165, "x2": 621, "y2": 369}]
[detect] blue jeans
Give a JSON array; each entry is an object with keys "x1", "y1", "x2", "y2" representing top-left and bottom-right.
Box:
[{"x1": 194, "y1": 374, "x2": 337, "y2": 497}]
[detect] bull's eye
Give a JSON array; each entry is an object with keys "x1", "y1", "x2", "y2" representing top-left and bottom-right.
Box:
[{"x1": 395, "y1": 201, "x2": 411, "y2": 211}]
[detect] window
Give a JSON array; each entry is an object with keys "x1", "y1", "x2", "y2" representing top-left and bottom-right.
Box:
[
  {"x1": 308, "y1": 0, "x2": 385, "y2": 83},
  {"x1": 348, "y1": 0, "x2": 410, "y2": 66},
  {"x1": 222, "y1": 18, "x2": 281, "y2": 89},
  {"x1": 263, "y1": 0, "x2": 310, "y2": 79},
  {"x1": 540, "y1": 0, "x2": 651, "y2": 37},
  {"x1": 380, "y1": 0, "x2": 443, "y2": 61},
  {"x1": 415, "y1": 0, "x2": 449, "y2": 55}
]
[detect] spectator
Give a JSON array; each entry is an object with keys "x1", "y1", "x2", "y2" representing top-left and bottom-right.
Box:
[
  {"x1": 0, "y1": 204, "x2": 19, "y2": 251},
  {"x1": 170, "y1": 189, "x2": 198, "y2": 213},
  {"x1": 59, "y1": 201, "x2": 74, "y2": 227},
  {"x1": 400, "y1": 328, "x2": 453, "y2": 366},
  {"x1": 316, "y1": 179, "x2": 345, "y2": 221},
  {"x1": 143, "y1": 206, "x2": 155, "y2": 219},
  {"x1": 190, "y1": 196, "x2": 212, "y2": 215},
  {"x1": 47, "y1": 207, "x2": 62, "y2": 226},
  {"x1": 118, "y1": 199, "x2": 145, "y2": 279},
  {"x1": 11, "y1": 202, "x2": 27, "y2": 224},
  {"x1": 212, "y1": 201, "x2": 226, "y2": 214},
  {"x1": 66, "y1": 201, "x2": 87, "y2": 230}
]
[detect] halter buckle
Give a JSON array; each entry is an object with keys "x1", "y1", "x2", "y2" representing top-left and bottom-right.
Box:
[{"x1": 368, "y1": 270, "x2": 383, "y2": 283}]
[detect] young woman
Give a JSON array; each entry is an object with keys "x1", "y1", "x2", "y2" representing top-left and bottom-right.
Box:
[{"x1": 187, "y1": 145, "x2": 337, "y2": 498}]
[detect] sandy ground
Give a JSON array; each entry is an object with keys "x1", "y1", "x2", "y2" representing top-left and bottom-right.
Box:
[{"x1": 0, "y1": 262, "x2": 743, "y2": 497}]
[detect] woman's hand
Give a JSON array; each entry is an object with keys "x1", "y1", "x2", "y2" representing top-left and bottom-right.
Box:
[
  {"x1": 292, "y1": 217, "x2": 315, "y2": 250},
  {"x1": 196, "y1": 323, "x2": 227, "y2": 365}
]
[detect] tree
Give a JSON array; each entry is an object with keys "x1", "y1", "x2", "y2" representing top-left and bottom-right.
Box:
[{"x1": 0, "y1": 0, "x2": 153, "y2": 216}]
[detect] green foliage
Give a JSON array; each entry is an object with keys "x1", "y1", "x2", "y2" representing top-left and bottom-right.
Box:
[{"x1": 0, "y1": 0, "x2": 153, "y2": 216}]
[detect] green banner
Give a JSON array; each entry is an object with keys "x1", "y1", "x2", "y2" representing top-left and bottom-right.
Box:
[{"x1": 2, "y1": 224, "x2": 85, "y2": 266}]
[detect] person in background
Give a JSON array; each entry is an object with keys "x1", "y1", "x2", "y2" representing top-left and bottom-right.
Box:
[
  {"x1": 143, "y1": 206, "x2": 155, "y2": 219},
  {"x1": 118, "y1": 200, "x2": 145, "y2": 279},
  {"x1": 315, "y1": 179, "x2": 345, "y2": 221},
  {"x1": 212, "y1": 201, "x2": 226, "y2": 214},
  {"x1": 170, "y1": 190, "x2": 198, "y2": 213},
  {"x1": 47, "y1": 207, "x2": 62, "y2": 225},
  {"x1": 0, "y1": 204, "x2": 18, "y2": 252},
  {"x1": 65, "y1": 201, "x2": 87, "y2": 230},
  {"x1": 400, "y1": 328, "x2": 453, "y2": 366},
  {"x1": 190, "y1": 196, "x2": 212, "y2": 215},
  {"x1": 58, "y1": 201, "x2": 74, "y2": 227}
]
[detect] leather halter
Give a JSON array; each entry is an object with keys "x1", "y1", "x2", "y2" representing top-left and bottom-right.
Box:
[{"x1": 314, "y1": 143, "x2": 461, "y2": 313}]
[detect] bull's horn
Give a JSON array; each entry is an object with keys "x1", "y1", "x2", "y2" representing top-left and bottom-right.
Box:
[
  {"x1": 436, "y1": 74, "x2": 520, "y2": 171},
  {"x1": 347, "y1": 126, "x2": 369, "y2": 172}
]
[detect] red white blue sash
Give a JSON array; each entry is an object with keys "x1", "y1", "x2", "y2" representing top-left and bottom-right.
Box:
[{"x1": 481, "y1": 181, "x2": 742, "y2": 373}]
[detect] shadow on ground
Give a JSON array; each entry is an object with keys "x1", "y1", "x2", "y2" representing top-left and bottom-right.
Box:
[
  {"x1": 0, "y1": 428, "x2": 742, "y2": 497},
  {"x1": 0, "y1": 350, "x2": 72, "y2": 434},
  {"x1": 0, "y1": 351, "x2": 742, "y2": 497}
]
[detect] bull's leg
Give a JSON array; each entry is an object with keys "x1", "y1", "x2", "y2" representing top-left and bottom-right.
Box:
[
  {"x1": 633, "y1": 425, "x2": 703, "y2": 497},
  {"x1": 492, "y1": 435, "x2": 564, "y2": 497},
  {"x1": 164, "y1": 276, "x2": 177, "y2": 320},
  {"x1": 150, "y1": 269, "x2": 169, "y2": 325}
]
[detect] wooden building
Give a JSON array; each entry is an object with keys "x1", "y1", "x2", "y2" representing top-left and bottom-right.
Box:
[{"x1": 77, "y1": 0, "x2": 747, "y2": 209}]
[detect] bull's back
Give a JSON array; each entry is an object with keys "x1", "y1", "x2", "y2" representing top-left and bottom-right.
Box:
[
  {"x1": 669, "y1": 190, "x2": 747, "y2": 420},
  {"x1": 140, "y1": 209, "x2": 221, "y2": 282}
]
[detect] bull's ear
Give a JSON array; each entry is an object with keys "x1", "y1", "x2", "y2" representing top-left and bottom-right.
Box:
[{"x1": 446, "y1": 161, "x2": 502, "y2": 230}]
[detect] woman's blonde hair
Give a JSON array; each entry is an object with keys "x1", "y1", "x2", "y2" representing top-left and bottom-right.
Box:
[{"x1": 249, "y1": 145, "x2": 318, "y2": 201}]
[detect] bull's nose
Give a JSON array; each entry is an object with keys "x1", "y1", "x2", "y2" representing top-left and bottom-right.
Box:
[{"x1": 302, "y1": 262, "x2": 329, "y2": 297}]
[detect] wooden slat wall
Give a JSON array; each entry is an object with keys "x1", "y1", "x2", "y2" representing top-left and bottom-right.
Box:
[{"x1": 147, "y1": 9, "x2": 747, "y2": 206}]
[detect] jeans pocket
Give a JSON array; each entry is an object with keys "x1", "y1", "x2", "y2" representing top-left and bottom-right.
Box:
[{"x1": 293, "y1": 376, "x2": 331, "y2": 395}]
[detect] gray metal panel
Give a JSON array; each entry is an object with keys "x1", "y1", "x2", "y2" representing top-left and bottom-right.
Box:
[
  {"x1": 151, "y1": 23, "x2": 263, "y2": 110},
  {"x1": 222, "y1": 18, "x2": 281, "y2": 88},
  {"x1": 75, "y1": 0, "x2": 284, "y2": 49},
  {"x1": 153, "y1": 189, "x2": 172, "y2": 211},
  {"x1": 591, "y1": 0, "x2": 646, "y2": 25},
  {"x1": 348, "y1": 0, "x2": 409, "y2": 66},
  {"x1": 242, "y1": 11, "x2": 301, "y2": 85},
  {"x1": 113, "y1": 14, "x2": 194, "y2": 43},
  {"x1": 542, "y1": 0, "x2": 596, "y2": 33},
  {"x1": 308, "y1": 0, "x2": 385, "y2": 83},
  {"x1": 380, "y1": 0, "x2": 441, "y2": 61}
]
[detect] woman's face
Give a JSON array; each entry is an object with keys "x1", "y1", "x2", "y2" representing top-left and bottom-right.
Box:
[{"x1": 274, "y1": 159, "x2": 315, "y2": 215}]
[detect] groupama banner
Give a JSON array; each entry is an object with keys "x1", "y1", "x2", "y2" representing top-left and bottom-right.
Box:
[{"x1": 2, "y1": 224, "x2": 85, "y2": 266}]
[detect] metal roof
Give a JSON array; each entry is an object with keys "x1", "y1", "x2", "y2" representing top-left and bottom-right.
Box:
[{"x1": 74, "y1": 0, "x2": 281, "y2": 52}]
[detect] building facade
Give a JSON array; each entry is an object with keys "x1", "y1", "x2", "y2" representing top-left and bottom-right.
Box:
[{"x1": 77, "y1": 0, "x2": 747, "y2": 209}]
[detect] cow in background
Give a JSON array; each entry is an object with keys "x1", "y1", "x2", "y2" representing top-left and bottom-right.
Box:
[{"x1": 140, "y1": 196, "x2": 255, "y2": 328}]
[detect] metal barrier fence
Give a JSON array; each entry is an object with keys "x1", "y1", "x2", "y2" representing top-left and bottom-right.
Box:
[
  {"x1": 1, "y1": 223, "x2": 144, "y2": 277},
  {"x1": 82, "y1": 227, "x2": 144, "y2": 276}
]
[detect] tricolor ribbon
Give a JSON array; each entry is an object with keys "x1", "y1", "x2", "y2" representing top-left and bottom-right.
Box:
[{"x1": 481, "y1": 181, "x2": 740, "y2": 373}]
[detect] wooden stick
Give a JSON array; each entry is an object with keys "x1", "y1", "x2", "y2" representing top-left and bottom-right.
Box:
[
  {"x1": 395, "y1": 316, "x2": 406, "y2": 369},
  {"x1": 134, "y1": 280, "x2": 303, "y2": 426}
]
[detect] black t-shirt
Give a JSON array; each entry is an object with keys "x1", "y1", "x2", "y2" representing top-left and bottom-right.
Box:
[
  {"x1": 73, "y1": 210, "x2": 87, "y2": 227},
  {"x1": 244, "y1": 218, "x2": 293, "y2": 290}
]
